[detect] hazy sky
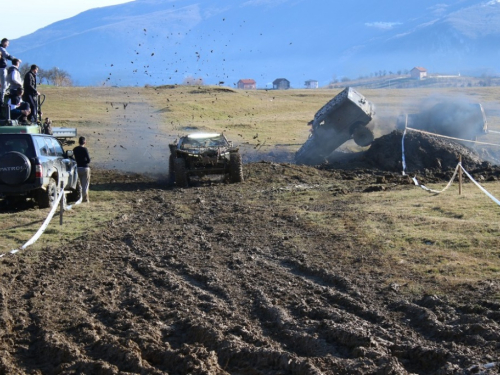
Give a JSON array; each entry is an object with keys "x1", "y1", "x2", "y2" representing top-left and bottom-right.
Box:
[{"x1": 4, "y1": 1, "x2": 134, "y2": 39}]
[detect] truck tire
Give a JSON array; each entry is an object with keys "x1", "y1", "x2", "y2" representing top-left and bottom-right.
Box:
[
  {"x1": 174, "y1": 158, "x2": 188, "y2": 188},
  {"x1": 37, "y1": 177, "x2": 58, "y2": 209},
  {"x1": 168, "y1": 154, "x2": 175, "y2": 184},
  {"x1": 229, "y1": 153, "x2": 244, "y2": 183},
  {"x1": 353, "y1": 126, "x2": 374, "y2": 147},
  {"x1": 67, "y1": 177, "x2": 82, "y2": 203},
  {"x1": 0, "y1": 152, "x2": 31, "y2": 185}
]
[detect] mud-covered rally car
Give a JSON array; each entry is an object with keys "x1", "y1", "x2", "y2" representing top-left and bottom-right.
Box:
[{"x1": 169, "y1": 132, "x2": 243, "y2": 187}]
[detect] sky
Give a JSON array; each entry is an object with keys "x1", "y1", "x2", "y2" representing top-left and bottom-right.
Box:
[{"x1": 4, "y1": 0, "x2": 134, "y2": 39}]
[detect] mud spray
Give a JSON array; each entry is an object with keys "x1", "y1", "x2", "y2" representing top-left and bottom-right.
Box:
[{"x1": 92, "y1": 98, "x2": 177, "y2": 180}]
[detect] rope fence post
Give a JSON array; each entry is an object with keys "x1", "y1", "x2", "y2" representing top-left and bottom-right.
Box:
[{"x1": 459, "y1": 155, "x2": 462, "y2": 196}]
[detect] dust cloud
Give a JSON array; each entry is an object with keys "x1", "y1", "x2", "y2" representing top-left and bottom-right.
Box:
[{"x1": 92, "y1": 100, "x2": 177, "y2": 178}]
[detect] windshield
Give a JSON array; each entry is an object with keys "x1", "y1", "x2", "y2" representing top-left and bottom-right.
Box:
[{"x1": 180, "y1": 134, "x2": 228, "y2": 149}]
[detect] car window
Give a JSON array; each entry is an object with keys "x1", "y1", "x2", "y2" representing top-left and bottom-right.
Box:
[
  {"x1": 0, "y1": 135, "x2": 35, "y2": 157},
  {"x1": 34, "y1": 136, "x2": 50, "y2": 156},
  {"x1": 50, "y1": 138, "x2": 65, "y2": 157},
  {"x1": 44, "y1": 138, "x2": 56, "y2": 156}
]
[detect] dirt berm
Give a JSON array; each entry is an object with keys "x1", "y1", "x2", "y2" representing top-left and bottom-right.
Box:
[
  {"x1": 0, "y1": 160, "x2": 499, "y2": 374},
  {"x1": 326, "y1": 130, "x2": 489, "y2": 174}
]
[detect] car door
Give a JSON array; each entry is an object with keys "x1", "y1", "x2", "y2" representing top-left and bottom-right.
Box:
[
  {"x1": 49, "y1": 137, "x2": 76, "y2": 189},
  {"x1": 39, "y1": 136, "x2": 62, "y2": 188}
]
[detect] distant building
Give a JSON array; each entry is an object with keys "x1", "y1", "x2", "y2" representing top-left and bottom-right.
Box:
[
  {"x1": 410, "y1": 67, "x2": 428, "y2": 80},
  {"x1": 237, "y1": 79, "x2": 256, "y2": 90},
  {"x1": 305, "y1": 80, "x2": 319, "y2": 89},
  {"x1": 273, "y1": 78, "x2": 290, "y2": 90}
]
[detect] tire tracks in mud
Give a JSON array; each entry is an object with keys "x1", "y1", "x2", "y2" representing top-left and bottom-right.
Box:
[{"x1": 0, "y1": 164, "x2": 499, "y2": 374}]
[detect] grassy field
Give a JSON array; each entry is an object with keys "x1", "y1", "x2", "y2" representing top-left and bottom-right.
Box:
[
  {"x1": 1, "y1": 85, "x2": 500, "y2": 295},
  {"x1": 37, "y1": 85, "x2": 500, "y2": 159}
]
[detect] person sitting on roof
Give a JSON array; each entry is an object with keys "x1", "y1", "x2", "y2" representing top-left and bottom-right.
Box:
[{"x1": 8, "y1": 87, "x2": 31, "y2": 124}]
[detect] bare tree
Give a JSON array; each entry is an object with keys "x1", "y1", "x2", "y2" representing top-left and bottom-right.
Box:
[
  {"x1": 38, "y1": 68, "x2": 50, "y2": 84},
  {"x1": 20, "y1": 63, "x2": 31, "y2": 78},
  {"x1": 43, "y1": 67, "x2": 73, "y2": 86}
]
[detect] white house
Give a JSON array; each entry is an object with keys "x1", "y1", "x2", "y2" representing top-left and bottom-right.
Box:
[
  {"x1": 410, "y1": 67, "x2": 427, "y2": 80},
  {"x1": 305, "y1": 80, "x2": 319, "y2": 89}
]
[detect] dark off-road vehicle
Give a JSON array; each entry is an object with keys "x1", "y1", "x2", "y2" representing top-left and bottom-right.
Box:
[
  {"x1": 169, "y1": 132, "x2": 243, "y2": 187},
  {"x1": 295, "y1": 87, "x2": 376, "y2": 165},
  {"x1": 0, "y1": 133, "x2": 81, "y2": 208}
]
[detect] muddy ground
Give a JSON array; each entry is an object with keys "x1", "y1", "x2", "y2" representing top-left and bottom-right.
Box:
[{"x1": 1, "y1": 151, "x2": 500, "y2": 374}]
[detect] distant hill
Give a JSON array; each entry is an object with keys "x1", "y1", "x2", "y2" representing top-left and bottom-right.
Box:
[{"x1": 9, "y1": 0, "x2": 500, "y2": 87}]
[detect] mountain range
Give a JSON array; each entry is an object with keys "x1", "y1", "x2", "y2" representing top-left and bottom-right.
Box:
[{"x1": 9, "y1": 0, "x2": 500, "y2": 87}]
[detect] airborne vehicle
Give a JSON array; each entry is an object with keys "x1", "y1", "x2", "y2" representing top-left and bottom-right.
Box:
[
  {"x1": 295, "y1": 87, "x2": 376, "y2": 165},
  {"x1": 168, "y1": 132, "x2": 243, "y2": 187}
]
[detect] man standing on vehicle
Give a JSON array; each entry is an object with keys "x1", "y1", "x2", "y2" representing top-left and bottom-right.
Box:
[
  {"x1": 73, "y1": 136, "x2": 91, "y2": 203},
  {"x1": 23, "y1": 64, "x2": 40, "y2": 123},
  {"x1": 0, "y1": 38, "x2": 19, "y2": 106},
  {"x1": 7, "y1": 58, "x2": 23, "y2": 92}
]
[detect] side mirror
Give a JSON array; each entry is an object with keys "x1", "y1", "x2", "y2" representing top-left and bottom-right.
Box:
[{"x1": 66, "y1": 150, "x2": 74, "y2": 158}]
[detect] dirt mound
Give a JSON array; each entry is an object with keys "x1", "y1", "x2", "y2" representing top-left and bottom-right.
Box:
[
  {"x1": 366, "y1": 130, "x2": 486, "y2": 172},
  {"x1": 327, "y1": 131, "x2": 488, "y2": 174},
  {"x1": 1, "y1": 165, "x2": 499, "y2": 374}
]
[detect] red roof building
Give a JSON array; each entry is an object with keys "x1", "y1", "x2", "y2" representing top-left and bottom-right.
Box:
[{"x1": 237, "y1": 79, "x2": 256, "y2": 90}]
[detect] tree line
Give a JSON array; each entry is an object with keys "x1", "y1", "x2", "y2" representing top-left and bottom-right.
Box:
[{"x1": 20, "y1": 63, "x2": 73, "y2": 87}]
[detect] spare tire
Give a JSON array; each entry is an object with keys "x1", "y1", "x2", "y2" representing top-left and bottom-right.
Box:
[{"x1": 0, "y1": 152, "x2": 31, "y2": 185}]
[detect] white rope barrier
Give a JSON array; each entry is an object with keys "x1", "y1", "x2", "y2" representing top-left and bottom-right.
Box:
[
  {"x1": 64, "y1": 194, "x2": 82, "y2": 211},
  {"x1": 1, "y1": 187, "x2": 68, "y2": 258},
  {"x1": 411, "y1": 163, "x2": 460, "y2": 194},
  {"x1": 401, "y1": 129, "x2": 500, "y2": 205},
  {"x1": 488, "y1": 130, "x2": 500, "y2": 135},
  {"x1": 13, "y1": 188, "x2": 64, "y2": 253},
  {"x1": 459, "y1": 164, "x2": 500, "y2": 207}
]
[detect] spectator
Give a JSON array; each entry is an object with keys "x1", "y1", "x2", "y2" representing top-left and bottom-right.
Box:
[
  {"x1": 0, "y1": 38, "x2": 19, "y2": 106},
  {"x1": 8, "y1": 87, "x2": 31, "y2": 124},
  {"x1": 73, "y1": 136, "x2": 91, "y2": 203},
  {"x1": 7, "y1": 58, "x2": 22, "y2": 91},
  {"x1": 43, "y1": 118, "x2": 53, "y2": 135},
  {"x1": 23, "y1": 64, "x2": 40, "y2": 123}
]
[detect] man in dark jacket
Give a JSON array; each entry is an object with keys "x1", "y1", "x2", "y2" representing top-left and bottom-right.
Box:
[
  {"x1": 0, "y1": 38, "x2": 19, "y2": 106},
  {"x1": 23, "y1": 64, "x2": 40, "y2": 123},
  {"x1": 73, "y1": 136, "x2": 91, "y2": 203}
]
